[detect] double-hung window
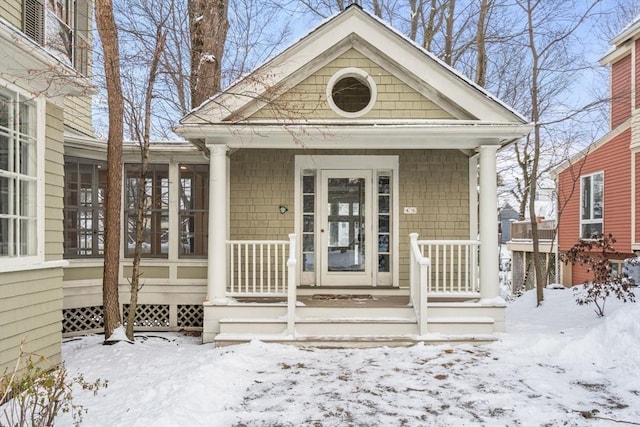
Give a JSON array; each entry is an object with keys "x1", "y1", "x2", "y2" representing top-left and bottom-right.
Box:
[
  {"x1": 581, "y1": 172, "x2": 603, "y2": 239},
  {"x1": 0, "y1": 87, "x2": 39, "y2": 261},
  {"x1": 23, "y1": 0, "x2": 91, "y2": 75}
]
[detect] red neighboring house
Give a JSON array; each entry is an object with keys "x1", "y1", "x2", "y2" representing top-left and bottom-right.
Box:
[{"x1": 555, "y1": 18, "x2": 640, "y2": 286}]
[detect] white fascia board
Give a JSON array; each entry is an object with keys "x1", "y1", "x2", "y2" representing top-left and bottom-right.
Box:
[
  {"x1": 184, "y1": 121, "x2": 532, "y2": 150},
  {"x1": 0, "y1": 19, "x2": 93, "y2": 97},
  {"x1": 600, "y1": 43, "x2": 632, "y2": 66},
  {"x1": 182, "y1": 7, "x2": 526, "y2": 126},
  {"x1": 611, "y1": 15, "x2": 640, "y2": 46},
  {"x1": 182, "y1": 12, "x2": 360, "y2": 123}
]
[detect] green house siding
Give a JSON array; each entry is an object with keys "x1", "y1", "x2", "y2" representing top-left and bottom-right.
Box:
[
  {"x1": 0, "y1": 103, "x2": 67, "y2": 375},
  {"x1": 228, "y1": 149, "x2": 469, "y2": 286},
  {"x1": 0, "y1": 269, "x2": 64, "y2": 374},
  {"x1": 45, "y1": 103, "x2": 66, "y2": 262},
  {"x1": 64, "y1": 96, "x2": 94, "y2": 136},
  {"x1": 250, "y1": 49, "x2": 455, "y2": 121},
  {"x1": 0, "y1": 0, "x2": 22, "y2": 30}
]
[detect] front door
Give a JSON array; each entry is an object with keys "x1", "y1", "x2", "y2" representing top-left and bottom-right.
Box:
[{"x1": 320, "y1": 170, "x2": 372, "y2": 286}]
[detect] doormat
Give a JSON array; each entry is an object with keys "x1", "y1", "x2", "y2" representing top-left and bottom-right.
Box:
[{"x1": 311, "y1": 294, "x2": 374, "y2": 300}]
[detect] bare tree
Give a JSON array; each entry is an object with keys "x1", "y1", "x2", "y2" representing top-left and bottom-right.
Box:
[
  {"x1": 95, "y1": 0, "x2": 124, "y2": 340},
  {"x1": 515, "y1": 0, "x2": 601, "y2": 305},
  {"x1": 115, "y1": 0, "x2": 169, "y2": 341},
  {"x1": 189, "y1": 0, "x2": 229, "y2": 108}
]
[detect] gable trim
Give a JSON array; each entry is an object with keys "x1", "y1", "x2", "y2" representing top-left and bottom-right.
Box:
[{"x1": 180, "y1": 7, "x2": 526, "y2": 126}]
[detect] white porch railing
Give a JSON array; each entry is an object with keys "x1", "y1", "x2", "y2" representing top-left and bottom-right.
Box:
[
  {"x1": 409, "y1": 234, "x2": 481, "y2": 335},
  {"x1": 409, "y1": 233, "x2": 430, "y2": 335},
  {"x1": 417, "y1": 239, "x2": 480, "y2": 294},
  {"x1": 226, "y1": 235, "x2": 297, "y2": 336},
  {"x1": 227, "y1": 239, "x2": 291, "y2": 296}
]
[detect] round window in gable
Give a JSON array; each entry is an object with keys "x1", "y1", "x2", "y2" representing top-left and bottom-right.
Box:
[{"x1": 326, "y1": 68, "x2": 377, "y2": 118}]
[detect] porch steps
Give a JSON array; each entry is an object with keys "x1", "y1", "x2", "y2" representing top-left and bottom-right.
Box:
[
  {"x1": 213, "y1": 333, "x2": 498, "y2": 348},
  {"x1": 214, "y1": 305, "x2": 499, "y2": 347}
]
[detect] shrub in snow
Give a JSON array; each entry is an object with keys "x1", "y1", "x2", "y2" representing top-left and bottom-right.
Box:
[
  {"x1": 561, "y1": 233, "x2": 636, "y2": 317},
  {"x1": 0, "y1": 343, "x2": 106, "y2": 427}
]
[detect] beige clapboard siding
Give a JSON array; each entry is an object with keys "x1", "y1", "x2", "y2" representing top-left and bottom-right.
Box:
[
  {"x1": 250, "y1": 48, "x2": 455, "y2": 121},
  {"x1": 122, "y1": 265, "x2": 170, "y2": 279},
  {"x1": 228, "y1": 148, "x2": 469, "y2": 287},
  {"x1": 64, "y1": 96, "x2": 94, "y2": 136},
  {"x1": 45, "y1": 103, "x2": 65, "y2": 261},
  {"x1": 0, "y1": 269, "x2": 64, "y2": 373},
  {"x1": 0, "y1": 0, "x2": 22, "y2": 29}
]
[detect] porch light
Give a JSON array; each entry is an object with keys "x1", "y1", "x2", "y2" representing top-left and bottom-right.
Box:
[{"x1": 279, "y1": 205, "x2": 289, "y2": 214}]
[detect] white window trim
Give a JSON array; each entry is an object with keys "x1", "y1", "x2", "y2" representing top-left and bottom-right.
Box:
[
  {"x1": 294, "y1": 155, "x2": 399, "y2": 287},
  {"x1": 326, "y1": 67, "x2": 377, "y2": 118},
  {"x1": 0, "y1": 80, "x2": 46, "y2": 272},
  {"x1": 579, "y1": 171, "x2": 604, "y2": 240}
]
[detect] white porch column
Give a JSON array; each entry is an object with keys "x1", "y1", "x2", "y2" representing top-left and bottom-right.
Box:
[
  {"x1": 479, "y1": 145, "x2": 499, "y2": 300},
  {"x1": 207, "y1": 144, "x2": 229, "y2": 303}
]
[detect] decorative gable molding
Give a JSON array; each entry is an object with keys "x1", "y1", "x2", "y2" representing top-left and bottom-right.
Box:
[{"x1": 179, "y1": 6, "x2": 528, "y2": 128}]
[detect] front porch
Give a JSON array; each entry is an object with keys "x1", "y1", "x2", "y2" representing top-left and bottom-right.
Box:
[{"x1": 203, "y1": 234, "x2": 505, "y2": 347}]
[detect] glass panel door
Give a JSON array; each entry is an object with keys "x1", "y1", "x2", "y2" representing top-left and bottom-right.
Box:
[{"x1": 320, "y1": 170, "x2": 371, "y2": 286}]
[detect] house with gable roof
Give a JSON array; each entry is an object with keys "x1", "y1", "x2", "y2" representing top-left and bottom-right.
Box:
[
  {"x1": 2, "y1": 3, "x2": 531, "y2": 352},
  {"x1": 555, "y1": 16, "x2": 640, "y2": 286},
  {"x1": 175, "y1": 5, "x2": 531, "y2": 345}
]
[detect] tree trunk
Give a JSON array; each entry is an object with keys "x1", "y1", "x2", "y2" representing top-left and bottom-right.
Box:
[
  {"x1": 475, "y1": 0, "x2": 490, "y2": 86},
  {"x1": 523, "y1": 0, "x2": 545, "y2": 306},
  {"x1": 443, "y1": 0, "x2": 455, "y2": 65},
  {"x1": 189, "y1": 0, "x2": 229, "y2": 108},
  {"x1": 126, "y1": 31, "x2": 167, "y2": 341},
  {"x1": 95, "y1": 0, "x2": 124, "y2": 339}
]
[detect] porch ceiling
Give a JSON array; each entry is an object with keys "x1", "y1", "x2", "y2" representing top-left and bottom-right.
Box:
[{"x1": 175, "y1": 120, "x2": 532, "y2": 150}]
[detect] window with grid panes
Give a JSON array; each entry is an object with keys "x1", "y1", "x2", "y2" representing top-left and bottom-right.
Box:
[
  {"x1": 125, "y1": 164, "x2": 169, "y2": 257},
  {"x1": 377, "y1": 174, "x2": 391, "y2": 272},
  {"x1": 179, "y1": 164, "x2": 208, "y2": 257},
  {"x1": 0, "y1": 89, "x2": 38, "y2": 259},
  {"x1": 63, "y1": 159, "x2": 107, "y2": 257},
  {"x1": 302, "y1": 172, "x2": 315, "y2": 272},
  {"x1": 580, "y1": 172, "x2": 603, "y2": 239}
]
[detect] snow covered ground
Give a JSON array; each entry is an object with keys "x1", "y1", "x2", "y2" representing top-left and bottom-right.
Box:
[{"x1": 56, "y1": 289, "x2": 639, "y2": 426}]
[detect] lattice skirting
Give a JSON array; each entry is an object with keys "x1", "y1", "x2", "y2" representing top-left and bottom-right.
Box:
[
  {"x1": 63, "y1": 305, "x2": 104, "y2": 333},
  {"x1": 63, "y1": 304, "x2": 204, "y2": 334}
]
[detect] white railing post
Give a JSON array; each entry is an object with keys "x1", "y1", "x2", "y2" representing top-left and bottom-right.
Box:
[
  {"x1": 286, "y1": 233, "x2": 296, "y2": 337},
  {"x1": 418, "y1": 257, "x2": 430, "y2": 335},
  {"x1": 409, "y1": 233, "x2": 429, "y2": 336}
]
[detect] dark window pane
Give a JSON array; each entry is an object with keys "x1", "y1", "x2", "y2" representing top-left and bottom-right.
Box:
[
  {"x1": 303, "y1": 215, "x2": 314, "y2": 233},
  {"x1": 378, "y1": 254, "x2": 390, "y2": 272},
  {"x1": 378, "y1": 235, "x2": 389, "y2": 253},
  {"x1": 303, "y1": 175, "x2": 314, "y2": 194},
  {"x1": 378, "y1": 176, "x2": 390, "y2": 194},
  {"x1": 303, "y1": 234, "x2": 314, "y2": 252},
  {"x1": 331, "y1": 76, "x2": 371, "y2": 113},
  {"x1": 303, "y1": 195, "x2": 314, "y2": 213},
  {"x1": 378, "y1": 195, "x2": 389, "y2": 214},
  {"x1": 379, "y1": 215, "x2": 389, "y2": 233}
]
